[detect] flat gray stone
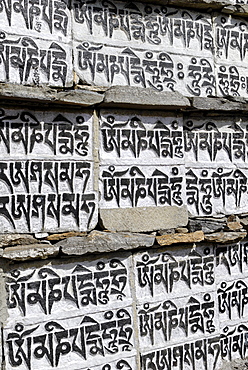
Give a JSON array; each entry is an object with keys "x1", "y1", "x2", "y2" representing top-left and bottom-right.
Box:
[
  {"x1": 188, "y1": 219, "x2": 224, "y2": 233},
  {"x1": 192, "y1": 97, "x2": 248, "y2": 111},
  {"x1": 100, "y1": 206, "x2": 188, "y2": 233},
  {"x1": 58, "y1": 230, "x2": 155, "y2": 255},
  {"x1": 0, "y1": 234, "x2": 38, "y2": 248},
  {"x1": 204, "y1": 231, "x2": 247, "y2": 244},
  {"x1": 102, "y1": 86, "x2": 190, "y2": 110},
  {"x1": 56, "y1": 90, "x2": 104, "y2": 106},
  {"x1": 1, "y1": 244, "x2": 59, "y2": 261},
  {"x1": 0, "y1": 84, "x2": 103, "y2": 107}
]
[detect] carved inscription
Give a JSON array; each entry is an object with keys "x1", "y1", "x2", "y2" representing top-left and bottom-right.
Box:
[
  {"x1": 5, "y1": 308, "x2": 134, "y2": 369},
  {"x1": 138, "y1": 293, "x2": 216, "y2": 348},
  {"x1": 100, "y1": 165, "x2": 185, "y2": 209},
  {"x1": 184, "y1": 117, "x2": 248, "y2": 164},
  {"x1": 100, "y1": 111, "x2": 184, "y2": 165},
  {"x1": 6, "y1": 257, "x2": 131, "y2": 319},
  {"x1": 72, "y1": 0, "x2": 214, "y2": 56},
  {"x1": 74, "y1": 42, "x2": 216, "y2": 96},
  {"x1": 0, "y1": 108, "x2": 97, "y2": 232},
  {"x1": 134, "y1": 247, "x2": 215, "y2": 301},
  {"x1": 0, "y1": 0, "x2": 70, "y2": 40},
  {"x1": 140, "y1": 324, "x2": 248, "y2": 370},
  {"x1": 0, "y1": 32, "x2": 72, "y2": 86},
  {"x1": 0, "y1": 109, "x2": 92, "y2": 158}
]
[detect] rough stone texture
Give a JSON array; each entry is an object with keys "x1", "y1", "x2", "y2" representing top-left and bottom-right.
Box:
[
  {"x1": 188, "y1": 219, "x2": 225, "y2": 233},
  {"x1": 219, "y1": 358, "x2": 248, "y2": 370},
  {"x1": 226, "y1": 221, "x2": 243, "y2": 231},
  {"x1": 99, "y1": 206, "x2": 188, "y2": 233},
  {"x1": 191, "y1": 97, "x2": 248, "y2": 111},
  {"x1": 156, "y1": 230, "x2": 204, "y2": 246},
  {"x1": 204, "y1": 231, "x2": 247, "y2": 243},
  {"x1": 101, "y1": 87, "x2": 190, "y2": 109},
  {"x1": 0, "y1": 84, "x2": 103, "y2": 107},
  {"x1": 47, "y1": 231, "x2": 87, "y2": 241},
  {"x1": 0, "y1": 234, "x2": 38, "y2": 247},
  {"x1": 1, "y1": 244, "x2": 60, "y2": 261},
  {"x1": 56, "y1": 90, "x2": 104, "y2": 106},
  {"x1": 58, "y1": 230, "x2": 155, "y2": 255}
]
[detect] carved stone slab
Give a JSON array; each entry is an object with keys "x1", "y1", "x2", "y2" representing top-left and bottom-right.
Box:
[
  {"x1": 72, "y1": 0, "x2": 214, "y2": 58},
  {"x1": 0, "y1": 32, "x2": 73, "y2": 87},
  {"x1": 0, "y1": 108, "x2": 97, "y2": 232},
  {"x1": 74, "y1": 41, "x2": 216, "y2": 97},
  {"x1": 0, "y1": 0, "x2": 71, "y2": 42},
  {"x1": 99, "y1": 110, "x2": 184, "y2": 166},
  {"x1": 5, "y1": 255, "x2": 132, "y2": 323}
]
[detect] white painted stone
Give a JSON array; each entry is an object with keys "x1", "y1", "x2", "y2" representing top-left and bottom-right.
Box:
[
  {"x1": 100, "y1": 110, "x2": 184, "y2": 165},
  {"x1": 186, "y1": 167, "x2": 248, "y2": 216},
  {"x1": 0, "y1": 32, "x2": 73, "y2": 87},
  {"x1": 140, "y1": 324, "x2": 247, "y2": 370},
  {"x1": 215, "y1": 241, "x2": 248, "y2": 283},
  {"x1": 217, "y1": 277, "x2": 248, "y2": 325},
  {"x1": 99, "y1": 164, "x2": 186, "y2": 209},
  {"x1": 72, "y1": 1, "x2": 214, "y2": 58},
  {"x1": 0, "y1": 109, "x2": 94, "y2": 160},
  {"x1": 133, "y1": 245, "x2": 215, "y2": 304},
  {"x1": 184, "y1": 115, "x2": 248, "y2": 165},
  {"x1": 216, "y1": 63, "x2": 248, "y2": 98},
  {"x1": 0, "y1": 108, "x2": 97, "y2": 232},
  {"x1": 0, "y1": 0, "x2": 71, "y2": 42},
  {"x1": 4, "y1": 306, "x2": 136, "y2": 370},
  {"x1": 5, "y1": 254, "x2": 132, "y2": 324},
  {"x1": 214, "y1": 14, "x2": 248, "y2": 66},
  {"x1": 137, "y1": 292, "x2": 218, "y2": 352},
  {"x1": 74, "y1": 41, "x2": 216, "y2": 97}
]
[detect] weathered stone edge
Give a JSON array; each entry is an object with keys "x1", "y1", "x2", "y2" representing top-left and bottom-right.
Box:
[
  {"x1": 1, "y1": 84, "x2": 248, "y2": 112},
  {"x1": 0, "y1": 229, "x2": 247, "y2": 261}
]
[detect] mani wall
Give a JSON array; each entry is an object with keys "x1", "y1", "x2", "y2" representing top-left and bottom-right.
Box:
[{"x1": 3, "y1": 0, "x2": 248, "y2": 370}]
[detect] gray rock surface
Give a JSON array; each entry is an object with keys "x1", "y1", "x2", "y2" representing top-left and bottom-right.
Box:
[
  {"x1": 1, "y1": 244, "x2": 59, "y2": 261},
  {"x1": 0, "y1": 234, "x2": 38, "y2": 247},
  {"x1": 192, "y1": 97, "x2": 248, "y2": 111},
  {"x1": 102, "y1": 86, "x2": 190, "y2": 110},
  {"x1": 204, "y1": 231, "x2": 247, "y2": 243},
  {"x1": 100, "y1": 206, "x2": 188, "y2": 233},
  {"x1": 58, "y1": 230, "x2": 155, "y2": 255},
  {"x1": 0, "y1": 84, "x2": 104, "y2": 106},
  {"x1": 188, "y1": 219, "x2": 224, "y2": 233}
]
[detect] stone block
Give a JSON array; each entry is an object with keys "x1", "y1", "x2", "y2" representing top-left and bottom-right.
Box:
[
  {"x1": 156, "y1": 230, "x2": 204, "y2": 246},
  {"x1": 0, "y1": 107, "x2": 98, "y2": 233},
  {"x1": 0, "y1": 234, "x2": 37, "y2": 247},
  {"x1": 191, "y1": 97, "x2": 248, "y2": 111},
  {"x1": 58, "y1": 230, "x2": 155, "y2": 255},
  {"x1": 99, "y1": 206, "x2": 188, "y2": 233},
  {"x1": 1, "y1": 244, "x2": 60, "y2": 261},
  {"x1": 101, "y1": 87, "x2": 190, "y2": 109},
  {"x1": 204, "y1": 231, "x2": 247, "y2": 243}
]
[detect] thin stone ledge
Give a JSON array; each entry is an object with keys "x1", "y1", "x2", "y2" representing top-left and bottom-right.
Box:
[
  {"x1": 1, "y1": 244, "x2": 60, "y2": 261},
  {"x1": 101, "y1": 86, "x2": 190, "y2": 110},
  {"x1": 192, "y1": 97, "x2": 248, "y2": 111},
  {"x1": 0, "y1": 84, "x2": 104, "y2": 107},
  {"x1": 58, "y1": 230, "x2": 155, "y2": 255}
]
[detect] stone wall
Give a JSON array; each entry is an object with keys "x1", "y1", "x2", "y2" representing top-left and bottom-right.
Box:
[{"x1": 1, "y1": 0, "x2": 248, "y2": 369}]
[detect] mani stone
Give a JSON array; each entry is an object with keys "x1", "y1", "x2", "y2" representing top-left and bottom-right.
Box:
[
  {"x1": 204, "y1": 231, "x2": 247, "y2": 244},
  {"x1": 0, "y1": 234, "x2": 37, "y2": 248},
  {"x1": 156, "y1": 231, "x2": 204, "y2": 246},
  {"x1": 57, "y1": 230, "x2": 155, "y2": 255},
  {"x1": 99, "y1": 206, "x2": 188, "y2": 233},
  {"x1": 1, "y1": 244, "x2": 60, "y2": 261},
  {"x1": 102, "y1": 86, "x2": 190, "y2": 110}
]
